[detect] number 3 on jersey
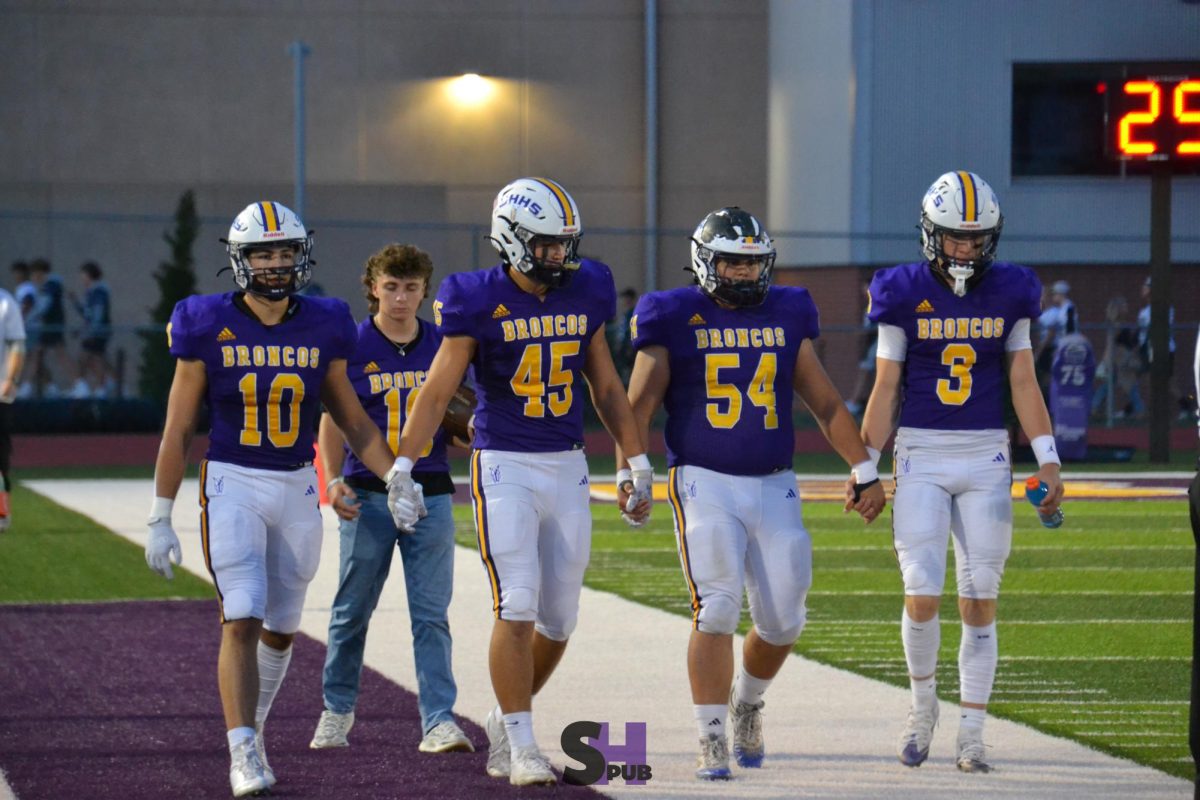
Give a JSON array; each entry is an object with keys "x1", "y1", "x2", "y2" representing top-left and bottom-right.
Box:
[
  {"x1": 936, "y1": 343, "x2": 976, "y2": 405},
  {"x1": 511, "y1": 341, "x2": 580, "y2": 417}
]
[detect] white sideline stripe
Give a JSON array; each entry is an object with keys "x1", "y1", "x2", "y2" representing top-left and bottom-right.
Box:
[
  {"x1": 0, "y1": 767, "x2": 15, "y2": 800},
  {"x1": 809, "y1": 619, "x2": 1188, "y2": 625},
  {"x1": 24, "y1": 479, "x2": 1192, "y2": 800},
  {"x1": 810, "y1": 590, "x2": 1190, "y2": 596}
]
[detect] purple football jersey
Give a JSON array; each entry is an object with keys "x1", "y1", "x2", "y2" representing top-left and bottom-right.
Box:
[
  {"x1": 867, "y1": 261, "x2": 1042, "y2": 430},
  {"x1": 632, "y1": 285, "x2": 820, "y2": 475},
  {"x1": 433, "y1": 260, "x2": 616, "y2": 452},
  {"x1": 341, "y1": 316, "x2": 449, "y2": 479},
  {"x1": 168, "y1": 292, "x2": 356, "y2": 470}
]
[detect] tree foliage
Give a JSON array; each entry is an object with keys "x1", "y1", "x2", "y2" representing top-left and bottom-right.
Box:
[{"x1": 138, "y1": 190, "x2": 199, "y2": 407}]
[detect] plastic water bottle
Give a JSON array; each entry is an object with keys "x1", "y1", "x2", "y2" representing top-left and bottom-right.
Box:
[{"x1": 1024, "y1": 476, "x2": 1063, "y2": 529}]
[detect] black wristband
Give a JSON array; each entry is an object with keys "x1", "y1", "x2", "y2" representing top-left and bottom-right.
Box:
[{"x1": 852, "y1": 477, "x2": 880, "y2": 503}]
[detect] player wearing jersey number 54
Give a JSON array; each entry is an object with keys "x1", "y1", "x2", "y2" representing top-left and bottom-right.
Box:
[
  {"x1": 311, "y1": 243, "x2": 473, "y2": 755},
  {"x1": 859, "y1": 172, "x2": 1063, "y2": 774},
  {"x1": 391, "y1": 178, "x2": 651, "y2": 787},
  {"x1": 619, "y1": 208, "x2": 885, "y2": 781},
  {"x1": 143, "y1": 201, "x2": 414, "y2": 798}
]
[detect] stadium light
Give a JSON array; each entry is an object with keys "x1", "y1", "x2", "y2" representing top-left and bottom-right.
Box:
[{"x1": 446, "y1": 73, "x2": 495, "y2": 107}]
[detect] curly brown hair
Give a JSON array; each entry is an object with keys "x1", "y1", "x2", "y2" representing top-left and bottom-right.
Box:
[{"x1": 362, "y1": 243, "x2": 434, "y2": 314}]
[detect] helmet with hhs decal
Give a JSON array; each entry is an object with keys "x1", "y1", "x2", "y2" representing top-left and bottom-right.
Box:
[
  {"x1": 689, "y1": 207, "x2": 776, "y2": 307},
  {"x1": 489, "y1": 177, "x2": 582, "y2": 289},
  {"x1": 225, "y1": 201, "x2": 313, "y2": 300},
  {"x1": 920, "y1": 171, "x2": 1003, "y2": 297}
]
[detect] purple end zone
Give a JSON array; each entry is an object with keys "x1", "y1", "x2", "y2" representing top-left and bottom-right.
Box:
[{"x1": 0, "y1": 600, "x2": 602, "y2": 799}]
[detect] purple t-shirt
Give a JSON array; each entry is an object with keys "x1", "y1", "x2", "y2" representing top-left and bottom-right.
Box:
[
  {"x1": 867, "y1": 261, "x2": 1041, "y2": 430},
  {"x1": 632, "y1": 285, "x2": 820, "y2": 476},
  {"x1": 168, "y1": 292, "x2": 356, "y2": 470},
  {"x1": 433, "y1": 260, "x2": 616, "y2": 452},
  {"x1": 342, "y1": 316, "x2": 449, "y2": 480}
]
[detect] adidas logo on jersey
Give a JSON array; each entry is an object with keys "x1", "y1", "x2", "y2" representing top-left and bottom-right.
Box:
[
  {"x1": 915, "y1": 299, "x2": 934, "y2": 313},
  {"x1": 363, "y1": 361, "x2": 380, "y2": 374},
  {"x1": 216, "y1": 327, "x2": 237, "y2": 342},
  {"x1": 688, "y1": 313, "x2": 706, "y2": 326},
  {"x1": 492, "y1": 304, "x2": 511, "y2": 319}
]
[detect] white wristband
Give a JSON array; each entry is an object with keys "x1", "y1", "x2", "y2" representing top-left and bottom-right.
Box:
[
  {"x1": 627, "y1": 453, "x2": 652, "y2": 473},
  {"x1": 865, "y1": 447, "x2": 881, "y2": 467},
  {"x1": 325, "y1": 476, "x2": 346, "y2": 493},
  {"x1": 391, "y1": 456, "x2": 414, "y2": 475},
  {"x1": 149, "y1": 496, "x2": 174, "y2": 522},
  {"x1": 616, "y1": 468, "x2": 633, "y2": 491},
  {"x1": 1031, "y1": 435, "x2": 1061, "y2": 467},
  {"x1": 851, "y1": 460, "x2": 879, "y2": 484}
]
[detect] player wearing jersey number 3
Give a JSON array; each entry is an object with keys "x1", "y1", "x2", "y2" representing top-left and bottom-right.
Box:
[
  {"x1": 144, "y1": 202, "x2": 416, "y2": 798},
  {"x1": 619, "y1": 208, "x2": 885, "y2": 780},
  {"x1": 390, "y1": 178, "x2": 651, "y2": 787},
  {"x1": 859, "y1": 172, "x2": 1064, "y2": 774}
]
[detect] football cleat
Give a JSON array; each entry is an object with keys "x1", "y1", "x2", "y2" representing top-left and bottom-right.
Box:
[
  {"x1": 309, "y1": 709, "x2": 354, "y2": 749},
  {"x1": 956, "y1": 728, "x2": 992, "y2": 773},
  {"x1": 897, "y1": 702, "x2": 939, "y2": 767},
  {"x1": 255, "y1": 729, "x2": 276, "y2": 788},
  {"x1": 729, "y1": 688, "x2": 765, "y2": 768},
  {"x1": 229, "y1": 737, "x2": 270, "y2": 797},
  {"x1": 509, "y1": 744, "x2": 556, "y2": 786},
  {"x1": 485, "y1": 707, "x2": 511, "y2": 778},
  {"x1": 419, "y1": 720, "x2": 475, "y2": 754},
  {"x1": 695, "y1": 733, "x2": 732, "y2": 780}
]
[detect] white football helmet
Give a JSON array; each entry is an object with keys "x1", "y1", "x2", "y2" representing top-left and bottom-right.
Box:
[
  {"x1": 225, "y1": 201, "x2": 313, "y2": 300},
  {"x1": 690, "y1": 207, "x2": 776, "y2": 307},
  {"x1": 920, "y1": 171, "x2": 1003, "y2": 297},
  {"x1": 489, "y1": 177, "x2": 582, "y2": 288}
]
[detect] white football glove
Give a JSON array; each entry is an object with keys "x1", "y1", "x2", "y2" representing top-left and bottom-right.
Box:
[
  {"x1": 386, "y1": 464, "x2": 427, "y2": 533},
  {"x1": 146, "y1": 518, "x2": 182, "y2": 580},
  {"x1": 619, "y1": 466, "x2": 654, "y2": 529}
]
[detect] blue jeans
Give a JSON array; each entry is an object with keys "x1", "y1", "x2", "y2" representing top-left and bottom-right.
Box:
[{"x1": 321, "y1": 490, "x2": 457, "y2": 734}]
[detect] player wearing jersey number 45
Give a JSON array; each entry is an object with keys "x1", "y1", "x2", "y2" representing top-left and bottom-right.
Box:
[
  {"x1": 143, "y1": 202, "x2": 415, "y2": 798},
  {"x1": 858, "y1": 172, "x2": 1064, "y2": 774},
  {"x1": 390, "y1": 178, "x2": 651, "y2": 787},
  {"x1": 618, "y1": 208, "x2": 885, "y2": 781}
]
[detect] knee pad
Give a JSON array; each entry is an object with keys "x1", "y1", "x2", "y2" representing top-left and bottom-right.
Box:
[
  {"x1": 698, "y1": 593, "x2": 741, "y2": 635},
  {"x1": 901, "y1": 561, "x2": 941, "y2": 596},
  {"x1": 958, "y1": 564, "x2": 1004, "y2": 599},
  {"x1": 220, "y1": 588, "x2": 259, "y2": 623},
  {"x1": 755, "y1": 607, "x2": 806, "y2": 647},
  {"x1": 499, "y1": 585, "x2": 538, "y2": 622},
  {"x1": 534, "y1": 617, "x2": 575, "y2": 643}
]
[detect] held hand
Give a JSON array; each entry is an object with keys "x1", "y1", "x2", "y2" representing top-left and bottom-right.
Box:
[
  {"x1": 852, "y1": 479, "x2": 887, "y2": 523},
  {"x1": 618, "y1": 468, "x2": 654, "y2": 528},
  {"x1": 327, "y1": 482, "x2": 362, "y2": 522},
  {"x1": 145, "y1": 519, "x2": 182, "y2": 579},
  {"x1": 1033, "y1": 464, "x2": 1064, "y2": 515},
  {"x1": 386, "y1": 467, "x2": 427, "y2": 533}
]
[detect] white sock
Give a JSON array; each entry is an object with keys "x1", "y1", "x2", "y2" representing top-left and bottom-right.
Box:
[
  {"x1": 958, "y1": 621, "x2": 998, "y2": 706},
  {"x1": 695, "y1": 704, "x2": 727, "y2": 739},
  {"x1": 959, "y1": 706, "x2": 987, "y2": 735},
  {"x1": 902, "y1": 609, "x2": 940, "y2": 709},
  {"x1": 504, "y1": 711, "x2": 536, "y2": 750},
  {"x1": 255, "y1": 640, "x2": 293, "y2": 730},
  {"x1": 227, "y1": 726, "x2": 255, "y2": 752},
  {"x1": 733, "y1": 667, "x2": 772, "y2": 707}
]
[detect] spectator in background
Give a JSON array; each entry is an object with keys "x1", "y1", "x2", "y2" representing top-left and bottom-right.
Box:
[
  {"x1": 70, "y1": 261, "x2": 116, "y2": 398},
  {"x1": 1091, "y1": 295, "x2": 1144, "y2": 419},
  {"x1": 1136, "y1": 277, "x2": 1192, "y2": 420},
  {"x1": 28, "y1": 259, "x2": 84, "y2": 398},
  {"x1": 10, "y1": 262, "x2": 36, "y2": 399},
  {"x1": 1034, "y1": 280, "x2": 1077, "y2": 395},
  {"x1": 606, "y1": 286, "x2": 638, "y2": 384},
  {"x1": 0, "y1": 283, "x2": 26, "y2": 531},
  {"x1": 846, "y1": 279, "x2": 878, "y2": 416}
]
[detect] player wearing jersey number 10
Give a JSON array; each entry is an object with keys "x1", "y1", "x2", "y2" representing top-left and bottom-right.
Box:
[
  {"x1": 619, "y1": 207, "x2": 885, "y2": 780},
  {"x1": 859, "y1": 172, "x2": 1064, "y2": 774},
  {"x1": 390, "y1": 178, "x2": 651, "y2": 787},
  {"x1": 143, "y1": 201, "x2": 415, "y2": 798}
]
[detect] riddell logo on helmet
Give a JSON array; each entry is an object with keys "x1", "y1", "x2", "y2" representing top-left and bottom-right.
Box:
[
  {"x1": 500, "y1": 193, "x2": 543, "y2": 216},
  {"x1": 262, "y1": 231, "x2": 285, "y2": 238}
]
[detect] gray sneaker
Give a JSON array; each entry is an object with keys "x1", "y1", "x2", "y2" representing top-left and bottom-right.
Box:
[
  {"x1": 956, "y1": 728, "x2": 992, "y2": 773},
  {"x1": 695, "y1": 733, "x2": 732, "y2": 780},
  {"x1": 310, "y1": 709, "x2": 355, "y2": 749},
  {"x1": 229, "y1": 737, "x2": 270, "y2": 797},
  {"x1": 419, "y1": 720, "x2": 475, "y2": 753},
  {"x1": 729, "y1": 688, "x2": 765, "y2": 768},
  {"x1": 509, "y1": 744, "x2": 556, "y2": 786},
  {"x1": 485, "y1": 707, "x2": 510, "y2": 778},
  {"x1": 897, "y1": 702, "x2": 939, "y2": 767}
]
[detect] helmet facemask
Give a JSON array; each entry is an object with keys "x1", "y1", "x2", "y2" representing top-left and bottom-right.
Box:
[
  {"x1": 689, "y1": 207, "x2": 776, "y2": 308},
  {"x1": 224, "y1": 201, "x2": 313, "y2": 300},
  {"x1": 921, "y1": 217, "x2": 1001, "y2": 297},
  {"x1": 692, "y1": 246, "x2": 775, "y2": 307},
  {"x1": 504, "y1": 224, "x2": 581, "y2": 289}
]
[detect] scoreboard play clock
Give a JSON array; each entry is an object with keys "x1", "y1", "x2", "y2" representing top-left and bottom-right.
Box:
[{"x1": 1012, "y1": 61, "x2": 1200, "y2": 176}]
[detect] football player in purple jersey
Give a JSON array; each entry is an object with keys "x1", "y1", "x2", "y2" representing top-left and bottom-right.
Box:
[
  {"x1": 388, "y1": 178, "x2": 651, "y2": 786},
  {"x1": 618, "y1": 207, "x2": 885, "y2": 780},
  {"x1": 859, "y1": 172, "x2": 1063, "y2": 774},
  {"x1": 143, "y1": 201, "x2": 415, "y2": 798},
  {"x1": 309, "y1": 243, "x2": 474, "y2": 755}
]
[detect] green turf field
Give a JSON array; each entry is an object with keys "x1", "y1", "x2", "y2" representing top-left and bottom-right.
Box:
[{"x1": 455, "y1": 498, "x2": 1195, "y2": 781}]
